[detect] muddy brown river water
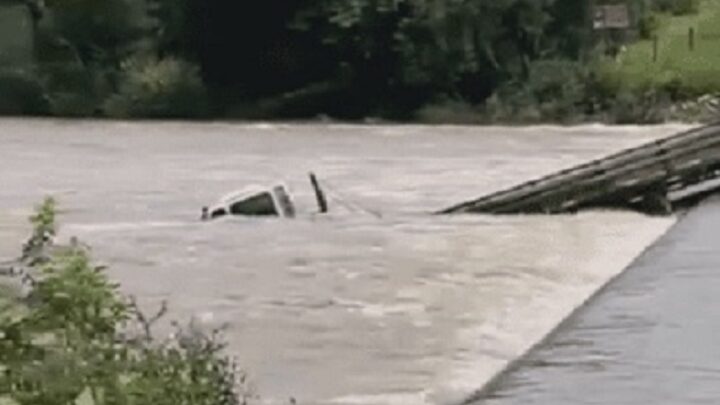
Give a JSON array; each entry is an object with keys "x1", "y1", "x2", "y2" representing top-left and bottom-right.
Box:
[{"x1": 0, "y1": 119, "x2": 689, "y2": 405}]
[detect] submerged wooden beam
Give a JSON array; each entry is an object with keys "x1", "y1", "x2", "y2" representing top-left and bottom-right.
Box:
[
  {"x1": 439, "y1": 123, "x2": 720, "y2": 216},
  {"x1": 309, "y1": 172, "x2": 329, "y2": 214}
]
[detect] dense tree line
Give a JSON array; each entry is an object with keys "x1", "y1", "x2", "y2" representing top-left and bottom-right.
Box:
[
  {"x1": 0, "y1": 0, "x2": 701, "y2": 120},
  {"x1": 185, "y1": 0, "x2": 593, "y2": 118}
]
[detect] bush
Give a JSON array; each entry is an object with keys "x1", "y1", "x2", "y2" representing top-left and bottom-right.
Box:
[
  {"x1": 48, "y1": 92, "x2": 100, "y2": 116},
  {"x1": 609, "y1": 88, "x2": 673, "y2": 124},
  {"x1": 652, "y1": 0, "x2": 700, "y2": 15},
  {"x1": 415, "y1": 99, "x2": 485, "y2": 125},
  {"x1": 526, "y1": 59, "x2": 589, "y2": 120},
  {"x1": 0, "y1": 69, "x2": 51, "y2": 116},
  {"x1": 20, "y1": 197, "x2": 57, "y2": 267},
  {"x1": 638, "y1": 13, "x2": 661, "y2": 40},
  {"x1": 483, "y1": 91, "x2": 543, "y2": 124},
  {"x1": 1, "y1": 198, "x2": 252, "y2": 405},
  {"x1": 104, "y1": 57, "x2": 209, "y2": 119},
  {"x1": 41, "y1": 63, "x2": 110, "y2": 117},
  {"x1": 483, "y1": 59, "x2": 590, "y2": 123}
]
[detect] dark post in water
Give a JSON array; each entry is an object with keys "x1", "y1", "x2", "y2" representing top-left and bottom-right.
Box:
[{"x1": 309, "y1": 172, "x2": 328, "y2": 214}]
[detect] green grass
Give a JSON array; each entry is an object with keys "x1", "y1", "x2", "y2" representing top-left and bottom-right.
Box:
[{"x1": 600, "y1": 0, "x2": 720, "y2": 96}]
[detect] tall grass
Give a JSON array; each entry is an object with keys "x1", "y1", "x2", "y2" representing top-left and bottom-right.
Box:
[{"x1": 600, "y1": 0, "x2": 720, "y2": 97}]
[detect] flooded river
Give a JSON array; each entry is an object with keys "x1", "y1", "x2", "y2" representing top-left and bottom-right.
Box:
[{"x1": 0, "y1": 119, "x2": 687, "y2": 405}]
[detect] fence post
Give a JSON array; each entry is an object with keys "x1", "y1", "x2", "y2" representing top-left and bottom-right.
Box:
[
  {"x1": 653, "y1": 35, "x2": 659, "y2": 62},
  {"x1": 689, "y1": 27, "x2": 695, "y2": 51}
]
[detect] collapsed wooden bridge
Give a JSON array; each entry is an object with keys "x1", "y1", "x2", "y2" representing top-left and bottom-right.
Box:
[{"x1": 439, "y1": 123, "x2": 720, "y2": 216}]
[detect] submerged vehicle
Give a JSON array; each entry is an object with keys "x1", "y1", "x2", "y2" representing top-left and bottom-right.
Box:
[
  {"x1": 202, "y1": 184, "x2": 296, "y2": 220},
  {"x1": 201, "y1": 173, "x2": 329, "y2": 221}
]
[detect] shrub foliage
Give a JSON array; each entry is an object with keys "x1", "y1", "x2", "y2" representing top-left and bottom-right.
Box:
[
  {"x1": 1, "y1": 198, "x2": 250, "y2": 405},
  {"x1": 103, "y1": 57, "x2": 209, "y2": 118}
]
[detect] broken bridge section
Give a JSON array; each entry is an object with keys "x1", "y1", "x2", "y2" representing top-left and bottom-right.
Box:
[{"x1": 439, "y1": 123, "x2": 720, "y2": 216}]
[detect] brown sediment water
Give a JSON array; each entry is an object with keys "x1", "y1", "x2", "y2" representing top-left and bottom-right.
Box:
[{"x1": 0, "y1": 119, "x2": 685, "y2": 405}]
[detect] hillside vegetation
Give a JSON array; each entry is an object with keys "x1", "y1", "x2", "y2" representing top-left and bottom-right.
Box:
[
  {"x1": 0, "y1": 0, "x2": 718, "y2": 124},
  {"x1": 603, "y1": 0, "x2": 720, "y2": 96}
]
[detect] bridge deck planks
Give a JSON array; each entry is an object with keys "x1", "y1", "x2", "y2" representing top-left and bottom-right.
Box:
[{"x1": 440, "y1": 123, "x2": 720, "y2": 215}]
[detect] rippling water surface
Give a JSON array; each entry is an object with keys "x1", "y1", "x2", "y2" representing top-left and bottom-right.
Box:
[{"x1": 0, "y1": 120, "x2": 686, "y2": 405}]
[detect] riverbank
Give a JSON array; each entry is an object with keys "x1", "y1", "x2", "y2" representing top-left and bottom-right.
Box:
[
  {"x1": 0, "y1": 114, "x2": 711, "y2": 130},
  {"x1": 414, "y1": 96, "x2": 720, "y2": 126},
  {"x1": 465, "y1": 197, "x2": 720, "y2": 405}
]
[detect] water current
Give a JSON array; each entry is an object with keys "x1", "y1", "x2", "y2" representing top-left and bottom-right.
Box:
[{"x1": 0, "y1": 119, "x2": 688, "y2": 404}]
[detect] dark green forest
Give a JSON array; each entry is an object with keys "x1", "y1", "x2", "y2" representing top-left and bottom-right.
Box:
[{"x1": 0, "y1": 0, "x2": 705, "y2": 122}]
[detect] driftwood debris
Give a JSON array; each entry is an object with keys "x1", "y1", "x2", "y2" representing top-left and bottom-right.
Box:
[{"x1": 439, "y1": 123, "x2": 720, "y2": 216}]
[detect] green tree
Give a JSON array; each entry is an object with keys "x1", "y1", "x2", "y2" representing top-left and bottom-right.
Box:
[
  {"x1": 42, "y1": 0, "x2": 151, "y2": 67},
  {"x1": 289, "y1": 0, "x2": 587, "y2": 111}
]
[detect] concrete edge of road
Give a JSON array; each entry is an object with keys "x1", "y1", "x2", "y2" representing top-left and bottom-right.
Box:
[{"x1": 457, "y1": 208, "x2": 693, "y2": 405}]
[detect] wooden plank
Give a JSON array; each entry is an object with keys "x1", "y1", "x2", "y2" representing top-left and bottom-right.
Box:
[
  {"x1": 516, "y1": 139, "x2": 720, "y2": 210},
  {"x1": 446, "y1": 124, "x2": 720, "y2": 213},
  {"x1": 494, "y1": 143, "x2": 720, "y2": 214},
  {"x1": 440, "y1": 123, "x2": 720, "y2": 215}
]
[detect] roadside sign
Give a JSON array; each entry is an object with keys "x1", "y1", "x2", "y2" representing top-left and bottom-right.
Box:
[{"x1": 593, "y1": 4, "x2": 631, "y2": 30}]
